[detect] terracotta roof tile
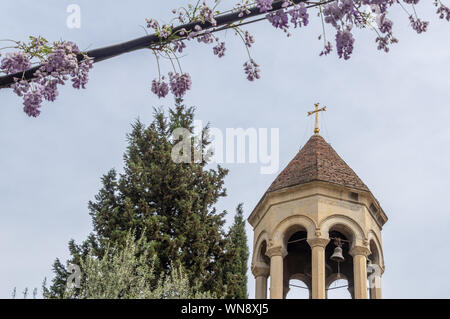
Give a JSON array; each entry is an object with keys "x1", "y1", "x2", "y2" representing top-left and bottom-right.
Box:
[{"x1": 267, "y1": 134, "x2": 369, "y2": 193}]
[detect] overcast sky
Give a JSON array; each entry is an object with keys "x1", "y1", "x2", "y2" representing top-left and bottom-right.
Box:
[{"x1": 1, "y1": 1, "x2": 449, "y2": 299}]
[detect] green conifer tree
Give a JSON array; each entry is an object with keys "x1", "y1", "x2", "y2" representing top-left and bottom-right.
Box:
[
  {"x1": 45, "y1": 99, "x2": 235, "y2": 298},
  {"x1": 223, "y1": 204, "x2": 249, "y2": 299}
]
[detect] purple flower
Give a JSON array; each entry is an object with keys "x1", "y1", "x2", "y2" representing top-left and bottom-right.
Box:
[
  {"x1": 11, "y1": 79, "x2": 30, "y2": 97},
  {"x1": 7, "y1": 40, "x2": 93, "y2": 118},
  {"x1": 323, "y1": 0, "x2": 354, "y2": 29},
  {"x1": 151, "y1": 78, "x2": 169, "y2": 98},
  {"x1": 173, "y1": 40, "x2": 186, "y2": 53},
  {"x1": 169, "y1": 72, "x2": 192, "y2": 98},
  {"x1": 288, "y1": 4, "x2": 309, "y2": 28},
  {"x1": 244, "y1": 31, "x2": 255, "y2": 48},
  {"x1": 236, "y1": 4, "x2": 251, "y2": 17},
  {"x1": 409, "y1": 15, "x2": 429, "y2": 34},
  {"x1": 23, "y1": 90, "x2": 43, "y2": 118},
  {"x1": 200, "y1": 4, "x2": 217, "y2": 26},
  {"x1": 43, "y1": 41, "x2": 79, "y2": 75},
  {"x1": 0, "y1": 52, "x2": 31, "y2": 75},
  {"x1": 256, "y1": 0, "x2": 274, "y2": 13},
  {"x1": 336, "y1": 29, "x2": 354, "y2": 60},
  {"x1": 375, "y1": 30, "x2": 398, "y2": 53},
  {"x1": 72, "y1": 56, "x2": 94, "y2": 89},
  {"x1": 213, "y1": 42, "x2": 226, "y2": 58},
  {"x1": 243, "y1": 60, "x2": 260, "y2": 81},
  {"x1": 146, "y1": 18, "x2": 159, "y2": 29},
  {"x1": 267, "y1": 10, "x2": 289, "y2": 30},
  {"x1": 377, "y1": 14, "x2": 393, "y2": 34},
  {"x1": 41, "y1": 79, "x2": 59, "y2": 101},
  {"x1": 436, "y1": 3, "x2": 450, "y2": 21},
  {"x1": 320, "y1": 41, "x2": 333, "y2": 56},
  {"x1": 160, "y1": 27, "x2": 171, "y2": 39},
  {"x1": 197, "y1": 32, "x2": 214, "y2": 44}
]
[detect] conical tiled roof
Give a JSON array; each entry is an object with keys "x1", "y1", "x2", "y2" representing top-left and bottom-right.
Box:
[{"x1": 267, "y1": 134, "x2": 369, "y2": 194}]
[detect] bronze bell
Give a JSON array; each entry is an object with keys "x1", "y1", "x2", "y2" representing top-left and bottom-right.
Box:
[{"x1": 330, "y1": 246, "x2": 345, "y2": 263}]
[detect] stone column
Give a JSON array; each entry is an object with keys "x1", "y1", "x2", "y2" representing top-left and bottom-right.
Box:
[
  {"x1": 350, "y1": 246, "x2": 370, "y2": 299},
  {"x1": 252, "y1": 263, "x2": 270, "y2": 299},
  {"x1": 307, "y1": 238, "x2": 330, "y2": 299},
  {"x1": 266, "y1": 246, "x2": 287, "y2": 299}
]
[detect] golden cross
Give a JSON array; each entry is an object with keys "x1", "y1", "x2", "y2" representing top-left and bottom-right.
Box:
[{"x1": 307, "y1": 103, "x2": 327, "y2": 134}]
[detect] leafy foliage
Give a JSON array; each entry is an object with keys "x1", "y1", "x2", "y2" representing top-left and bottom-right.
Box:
[
  {"x1": 58, "y1": 231, "x2": 215, "y2": 299},
  {"x1": 45, "y1": 99, "x2": 246, "y2": 298}
]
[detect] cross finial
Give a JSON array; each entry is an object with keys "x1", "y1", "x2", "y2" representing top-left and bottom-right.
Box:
[{"x1": 307, "y1": 103, "x2": 327, "y2": 134}]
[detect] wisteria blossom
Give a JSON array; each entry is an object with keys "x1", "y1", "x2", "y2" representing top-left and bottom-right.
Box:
[
  {"x1": 243, "y1": 60, "x2": 261, "y2": 81},
  {"x1": 336, "y1": 29, "x2": 355, "y2": 60},
  {"x1": 435, "y1": 0, "x2": 450, "y2": 21},
  {"x1": 169, "y1": 72, "x2": 192, "y2": 98},
  {"x1": 213, "y1": 42, "x2": 226, "y2": 57},
  {"x1": 0, "y1": 52, "x2": 31, "y2": 75},
  {"x1": 1, "y1": 0, "x2": 450, "y2": 117},
  {"x1": 151, "y1": 78, "x2": 169, "y2": 99},
  {"x1": 257, "y1": 0, "x2": 274, "y2": 13},
  {"x1": 1, "y1": 39, "x2": 93, "y2": 117}
]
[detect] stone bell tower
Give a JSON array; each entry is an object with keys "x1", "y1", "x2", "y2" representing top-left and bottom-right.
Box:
[{"x1": 248, "y1": 106, "x2": 388, "y2": 299}]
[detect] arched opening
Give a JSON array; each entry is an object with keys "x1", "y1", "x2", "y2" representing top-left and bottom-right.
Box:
[
  {"x1": 283, "y1": 229, "x2": 311, "y2": 299},
  {"x1": 286, "y1": 278, "x2": 310, "y2": 299},
  {"x1": 254, "y1": 239, "x2": 270, "y2": 299},
  {"x1": 326, "y1": 276, "x2": 352, "y2": 299},
  {"x1": 258, "y1": 240, "x2": 270, "y2": 266},
  {"x1": 325, "y1": 229, "x2": 355, "y2": 299},
  {"x1": 368, "y1": 239, "x2": 380, "y2": 266}
]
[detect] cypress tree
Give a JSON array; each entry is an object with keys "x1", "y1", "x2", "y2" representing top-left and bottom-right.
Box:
[
  {"x1": 224, "y1": 204, "x2": 249, "y2": 299},
  {"x1": 45, "y1": 99, "x2": 234, "y2": 297}
]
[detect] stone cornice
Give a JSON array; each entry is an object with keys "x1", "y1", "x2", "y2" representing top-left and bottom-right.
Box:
[{"x1": 248, "y1": 180, "x2": 387, "y2": 230}]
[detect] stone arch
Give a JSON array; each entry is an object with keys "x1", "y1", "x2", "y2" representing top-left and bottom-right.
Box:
[
  {"x1": 325, "y1": 273, "x2": 349, "y2": 290},
  {"x1": 287, "y1": 273, "x2": 312, "y2": 299},
  {"x1": 325, "y1": 273, "x2": 353, "y2": 299},
  {"x1": 290, "y1": 273, "x2": 312, "y2": 287},
  {"x1": 319, "y1": 214, "x2": 366, "y2": 248},
  {"x1": 270, "y1": 215, "x2": 317, "y2": 249},
  {"x1": 367, "y1": 230, "x2": 384, "y2": 268},
  {"x1": 252, "y1": 230, "x2": 270, "y2": 266}
]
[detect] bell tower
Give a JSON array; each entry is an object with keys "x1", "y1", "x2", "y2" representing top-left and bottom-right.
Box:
[{"x1": 248, "y1": 112, "x2": 388, "y2": 299}]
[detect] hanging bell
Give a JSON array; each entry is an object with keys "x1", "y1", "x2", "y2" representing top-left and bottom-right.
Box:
[{"x1": 330, "y1": 246, "x2": 345, "y2": 263}]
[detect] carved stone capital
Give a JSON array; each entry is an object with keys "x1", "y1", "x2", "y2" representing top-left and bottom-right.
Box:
[
  {"x1": 307, "y1": 237, "x2": 330, "y2": 248},
  {"x1": 251, "y1": 262, "x2": 270, "y2": 277},
  {"x1": 349, "y1": 245, "x2": 371, "y2": 257},
  {"x1": 266, "y1": 246, "x2": 287, "y2": 258}
]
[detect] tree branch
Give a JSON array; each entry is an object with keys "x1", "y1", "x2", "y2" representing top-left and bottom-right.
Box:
[{"x1": 0, "y1": 0, "x2": 307, "y2": 89}]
